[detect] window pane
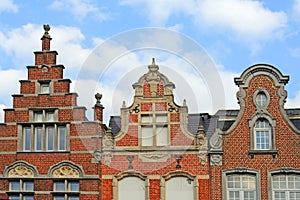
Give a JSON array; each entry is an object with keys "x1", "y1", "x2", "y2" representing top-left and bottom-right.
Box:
[
  {"x1": 274, "y1": 192, "x2": 285, "y2": 200},
  {"x1": 244, "y1": 191, "x2": 255, "y2": 200},
  {"x1": 166, "y1": 177, "x2": 194, "y2": 200},
  {"x1": 34, "y1": 112, "x2": 43, "y2": 122},
  {"x1": 156, "y1": 114, "x2": 167, "y2": 123},
  {"x1": 9, "y1": 196, "x2": 20, "y2": 200},
  {"x1": 54, "y1": 197, "x2": 65, "y2": 200},
  {"x1": 69, "y1": 182, "x2": 79, "y2": 191},
  {"x1": 256, "y1": 92, "x2": 267, "y2": 107},
  {"x1": 141, "y1": 126, "x2": 153, "y2": 146},
  {"x1": 69, "y1": 197, "x2": 80, "y2": 200},
  {"x1": 291, "y1": 192, "x2": 300, "y2": 200},
  {"x1": 24, "y1": 127, "x2": 31, "y2": 151},
  {"x1": 47, "y1": 126, "x2": 54, "y2": 151},
  {"x1": 41, "y1": 84, "x2": 50, "y2": 94},
  {"x1": 35, "y1": 127, "x2": 43, "y2": 151},
  {"x1": 156, "y1": 126, "x2": 168, "y2": 146},
  {"x1": 24, "y1": 181, "x2": 34, "y2": 191},
  {"x1": 255, "y1": 131, "x2": 270, "y2": 150},
  {"x1": 141, "y1": 115, "x2": 153, "y2": 123},
  {"x1": 46, "y1": 112, "x2": 54, "y2": 122},
  {"x1": 10, "y1": 181, "x2": 20, "y2": 190},
  {"x1": 24, "y1": 196, "x2": 34, "y2": 200},
  {"x1": 228, "y1": 191, "x2": 239, "y2": 200},
  {"x1": 55, "y1": 182, "x2": 65, "y2": 191},
  {"x1": 119, "y1": 177, "x2": 146, "y2": 200},
  {"x1": 58, "y1": 126, "x2": 66, "y2": 150}
]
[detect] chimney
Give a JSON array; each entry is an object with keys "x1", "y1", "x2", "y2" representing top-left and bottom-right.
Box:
[
  {"x1": 41, "y1": 24, "x2": 51, "y2": 50},
  {"x1": 94, "y1": 93, "x2": 104, "y2": 122},
  {"x1": 34, "y1": 24, "x2": 57, "y2": 66}
]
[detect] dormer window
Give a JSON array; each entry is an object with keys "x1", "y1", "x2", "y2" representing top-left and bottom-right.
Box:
[{"x1": 254, "y1": 119, "x2": 271, "y2": 150}]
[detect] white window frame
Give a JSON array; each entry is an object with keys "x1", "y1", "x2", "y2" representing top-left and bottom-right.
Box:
[
  {"x1": 222, "y1": 169, "x2": 260, "y2": 200},
  {"x1": 254, "y1": 119, "x2": 272, "y2": 150},
  {"x1": 9, "y1": 179, "x2": 34, "y2": 200},
  {"x1": 53, "y1": 180, "x2": 80, "y2": 200},
  {"x1": 226, "y1": 175, "x2": 256, "y2": 200},
  {"x1": 271, "y1": 174, "x2": 300, "y2": 200},
  {"x1": 140, "y1": 105, "x2": 169, "y2": 147},
  {"x1": 20, "y1": 109, "x2": 68, "y2": 152}
]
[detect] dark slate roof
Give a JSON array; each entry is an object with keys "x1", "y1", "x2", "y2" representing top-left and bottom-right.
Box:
[
  {"x1": 108, "y1": 108, "x2": 300, "y2": 136},
  {"x1": 109, "y1": 116, "x2": 121, "y2": 135},
  {"x1": 214, "y1": 108, "x2": 300, "y2": 132}
]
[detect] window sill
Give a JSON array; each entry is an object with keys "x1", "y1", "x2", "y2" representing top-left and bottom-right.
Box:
[
  {"x1": 17, "y1": 151, "x2": 70, "y2": 154},
  {"x1": 248, "y1": 150, "x2": 278, "y2": 158}
]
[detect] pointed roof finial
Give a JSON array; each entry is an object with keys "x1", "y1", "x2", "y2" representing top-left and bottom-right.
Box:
[
  {"x1": 152, "y1": 58, "x2": 155, "y2": 65},
  {"x1": 148, "y1": 57, "x2": 159, "y2": 72}
]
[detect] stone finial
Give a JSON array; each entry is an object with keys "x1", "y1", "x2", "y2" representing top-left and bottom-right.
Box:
[
  {"x1": 148, "y1": 57, "x2": 159, "y2": 72},
  {"x1": 42, "y1": 24, "x2": 51, "y2": 38},
  {"x1": 122, "y1": 101, "x2": 126, "y2": 108},
  {"x1": 95, "y1": 93, "x2": 103, "y2": 107},
  {"x1": 183, "y1": 99, "x2": 187, "y2": 107}
]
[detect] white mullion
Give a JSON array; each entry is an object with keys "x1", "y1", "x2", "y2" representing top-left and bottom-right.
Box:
[{"x1": 54, "y1": 124, "x2": 58, "y2": 150}]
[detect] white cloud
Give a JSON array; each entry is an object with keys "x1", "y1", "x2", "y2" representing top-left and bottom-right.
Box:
[
  {"x1": 293, "y1": 0, "x2": 300, "y2": 20},
  {"x1": 0, "y1": 104, "x2": 6, "y2": 123},
  {"x1": 0, "y1": 0, "x2": 18, "y2": 13},
  {"x1": 0, "y1": 69, "x2": 26, "y2": 123},
  {"x1": 49, "y1": 0, "x2": 110, "y2": 21},
  {"x1": 0, "y1": 24, "x2": 92, "y2": 74},
  {"x1": 121, "y1": 0, "x2": 287, "y2": 42}
]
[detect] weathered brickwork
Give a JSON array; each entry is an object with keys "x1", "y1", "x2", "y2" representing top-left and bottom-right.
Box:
[
  {"x1": 1, "y1": 26, "x2": 299, "y2": 200},
  {"x1": 210, "y1": 66, "x2": 300, "y2": 200},
  {"x1": 0, "y1": 26, "x2": 102, "y2": 200}
]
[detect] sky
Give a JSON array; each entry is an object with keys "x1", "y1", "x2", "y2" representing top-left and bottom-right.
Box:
[{"x1": 0, "y1": 0, "x2": 300, "y2": 124}]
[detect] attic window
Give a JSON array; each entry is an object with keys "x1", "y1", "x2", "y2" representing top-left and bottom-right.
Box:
[
  {"x1": 256, "y1": 92, "x2": 267, "y2": 107},
  {"x1": 38, "y1": 80, "x2": 51, "y2": 94}
]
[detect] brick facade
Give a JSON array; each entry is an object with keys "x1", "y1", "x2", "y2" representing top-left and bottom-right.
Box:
[{"x1": 0, "y1": 25, "x2": 299, "y2": 200}]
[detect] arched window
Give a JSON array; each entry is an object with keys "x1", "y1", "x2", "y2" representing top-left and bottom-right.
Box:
[
  {"x1": 254, "y1": 119, "x2": 272, "y2": 150},
  {"x1": 166, "y1": 177, "x2": 194, "y2": 200},
  {"x1": 272, "y1": 174, "x2": 300, "y2": 199},
  {"x1": 118, "y1": 177, "x2": 146, "y2": 200},
  {"x1": 223, "y1": 168, "x2": 260, "y2": 200},
  {"x1": 227, "y1": 174, "x2": 256, "y2": 199},
  {"x1": 256, "y1": 92, "x2": 267, "y2": 107}
]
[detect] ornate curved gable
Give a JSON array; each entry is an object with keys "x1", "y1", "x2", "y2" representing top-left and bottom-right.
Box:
[
  {"x1": 234, "y1": 64, "x2": 289, "y2": 88},
  {"x1": 132, "y1": 58, "x2": 175, "y2": 97}
]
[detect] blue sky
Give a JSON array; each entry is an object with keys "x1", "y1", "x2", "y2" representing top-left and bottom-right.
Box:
[{"x1": 0, "y1": 0, "x2": 300, "y2": 123}]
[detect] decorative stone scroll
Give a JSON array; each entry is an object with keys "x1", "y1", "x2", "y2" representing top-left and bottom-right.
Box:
[
  {"x1": 52, "y1": 165, "x2": 80, "y2": 178},
  {"x1": 8, "y1": 165, "x2": 35, "y2": 178}
]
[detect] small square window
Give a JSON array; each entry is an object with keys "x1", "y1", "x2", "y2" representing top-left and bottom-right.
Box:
[
  {"x1": 34, "y1": 112, "x2": 43, "y2": 122},
  {"x1": 40, "y1": 83, "x2": 50, "y2": 94},
  {"x1": 46, "y1": 112, "x2": 55, "y2": 122}
]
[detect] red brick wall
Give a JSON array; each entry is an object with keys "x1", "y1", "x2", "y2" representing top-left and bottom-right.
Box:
[{"x1": 211, "y1": 75, "x2": 300, "y2": 199}]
